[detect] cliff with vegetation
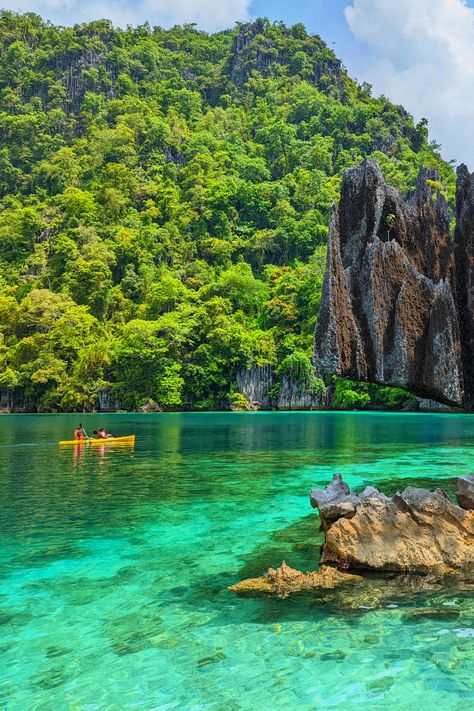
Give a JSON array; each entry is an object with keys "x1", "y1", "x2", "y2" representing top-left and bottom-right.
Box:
[{"x1": 0, "y1": 12, "x2": 454, "y2": 411}]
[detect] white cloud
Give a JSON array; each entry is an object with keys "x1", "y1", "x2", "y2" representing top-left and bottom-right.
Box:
[
  {"x1": 345, "y1": 0, "x2": 474, "y2": 166},
  {"x1": 4, "y1": 0, "x2": 251, "y2": 32}
]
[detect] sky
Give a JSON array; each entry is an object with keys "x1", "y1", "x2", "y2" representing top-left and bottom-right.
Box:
[{"x1": 4, "y1": 0, "x2": 474, "y2": 167}]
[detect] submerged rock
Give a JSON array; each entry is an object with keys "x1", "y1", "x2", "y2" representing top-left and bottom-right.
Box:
[
  {"x1": 314, "y1": 475, "x2": 474, "y2": 574},
  {"x1": 314, "y1": 159, "x2": 474, "y2": 409},
  {"x1": 228, "y1": 561, "x2": 362, "y2": 599},
  {"x1": 456, "y1": 474, "x2": 474, "y2": 510}
]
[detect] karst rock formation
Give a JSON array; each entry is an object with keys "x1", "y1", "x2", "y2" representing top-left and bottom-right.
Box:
[
  {"x1": 314, "y1": 159, "x2": 474, "y2": 409},
  {"x1": 310, "y1": 474, "x2": 474, "y2": 574},
  {"x1": 229, "y1": 473, "x2": 474, "y2": 599}
]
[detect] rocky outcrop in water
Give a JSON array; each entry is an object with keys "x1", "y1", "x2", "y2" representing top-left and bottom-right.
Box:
[
  {"x1": 311, "y1": 475, "x2": 474, "y2": 574},
  {"x1": 228, "y1": 561, "x2": 362, "y2": 599},
  {"x1": 229, "y1": 474, "x2": 474, "y2": 600},
  {"x1": 229, "y1": 474, "x2": 474, "y2": 606},
  {"x1": 314, "y1": 159, "x2": 474, "y2": 409}
]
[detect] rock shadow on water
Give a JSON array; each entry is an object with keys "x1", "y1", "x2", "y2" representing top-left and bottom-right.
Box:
[
  {"x1": 26, "y1": 565, "x2": 141, "y2": 607},
  {"x1": 0, "y1": 608, "x2": 33, "y2": 630},
  {"x1": 130, "y1": 515, "x2": 327, "y2": 626},
  {"x1": 5, "y1": 542, "x2": 88, "y2": 575},
  {"x1": 226, "y1": 569, "x2": 474, "y2": 630},
  {"x1": 30, "y1": 661, "x2": 78, "y2": 691}
]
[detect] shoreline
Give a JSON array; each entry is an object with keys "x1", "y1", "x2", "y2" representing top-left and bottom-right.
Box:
[{"x1": 0, "y1": 407, "x2": 467, "y2": 415}]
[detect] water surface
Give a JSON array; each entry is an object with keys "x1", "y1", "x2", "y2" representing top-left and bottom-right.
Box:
[{"x1": 0, "y1": 412, "x2": 473, "y2": 709}]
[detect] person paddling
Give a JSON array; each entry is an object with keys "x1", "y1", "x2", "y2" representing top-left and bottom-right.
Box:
[{"x1": 74, "y1": 423, "x2": 88, "y2": 440}]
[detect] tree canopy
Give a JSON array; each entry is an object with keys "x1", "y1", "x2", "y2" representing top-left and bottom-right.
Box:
[{"x1": 0, "y1": 13, "x2": 454, "y2": 410}]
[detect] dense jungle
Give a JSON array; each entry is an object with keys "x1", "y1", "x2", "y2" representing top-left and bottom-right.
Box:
[{"x1": 0, "y1": 13, "x2": 454, "y2": 410}]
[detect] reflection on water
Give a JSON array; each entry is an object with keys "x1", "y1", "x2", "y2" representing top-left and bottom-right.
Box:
[{"x1": 0, "y1": 412, "x2": 473, "y2": 709}]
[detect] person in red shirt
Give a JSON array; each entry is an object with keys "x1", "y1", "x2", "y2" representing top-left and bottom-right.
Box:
[
  {"x1": 74, "y1": 424, "x2": 87, "y2": 440},
  {"x1": 97, "y1": 428, "x2": 114, "y2": 439}
]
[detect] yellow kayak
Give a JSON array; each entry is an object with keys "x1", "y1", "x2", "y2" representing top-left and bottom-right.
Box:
[{"x1": 59, "y1": 435, "x2": 135, "y2": 445}]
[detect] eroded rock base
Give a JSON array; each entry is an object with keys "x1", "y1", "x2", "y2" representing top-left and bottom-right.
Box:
[{"x1": 229, "y1": 561, "x2": 362, "y2": 599}]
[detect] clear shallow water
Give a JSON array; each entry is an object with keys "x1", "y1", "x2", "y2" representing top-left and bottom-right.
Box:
[{"x1": 0, "y1": 412, "x2": 473, "y2": 710}]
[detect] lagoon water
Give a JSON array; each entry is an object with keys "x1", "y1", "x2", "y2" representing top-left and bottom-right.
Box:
[{"x1": 0, "y1": 412, "x2": 473, "y2": 709}]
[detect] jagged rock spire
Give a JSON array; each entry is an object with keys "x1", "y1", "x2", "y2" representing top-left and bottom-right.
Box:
[
  {"x1": 455, "y1": 165, "x2": 474, "y2": 411},
  {"x1": 314, "y1": 159, "x2": 470, "y2": 408}
]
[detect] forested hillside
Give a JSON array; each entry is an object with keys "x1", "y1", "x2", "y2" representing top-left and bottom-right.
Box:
[{"x1": 0, "y1": 12, "x2": 455, "y2": 411}]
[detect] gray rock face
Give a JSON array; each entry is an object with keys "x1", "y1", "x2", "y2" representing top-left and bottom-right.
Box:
[
  {"x1": 314, "y1": 159, "x2": 474, "y2": 409},
  {"x1": 235, "y1": 365, "x2": 329, "y2": 410},
  {"x1": 455, "y1": 166, "x2": 474, "y2": 411},
  {"x1": 456, "y1": 474, "x2": 474, "y2": 510},
  {"x1": 0, "y1": 387, "x2": 33, "y2": 413},
  {"x1": 276, "y1": 375, "x2": 327, "y2": 410},
  {"x1": 310, "y1": 474, "x2": 360, "y2": 529},
  {"x1": 229, "y1": 21, "x2": 345, "y2": 93},
  {"x1": 236, "y1": 365, "x2": 274, "y2": 409},
  {"x1": 311, "y1": 476, "x2": 474, "y2": 573}
]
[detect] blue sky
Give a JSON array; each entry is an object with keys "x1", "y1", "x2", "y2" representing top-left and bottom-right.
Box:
[
  {"x1": 4, "y1": 0, "x2": 474, "y2": 166},
  {"x1": 251, "y1": 0, "x2": 355, "y2": 54}
]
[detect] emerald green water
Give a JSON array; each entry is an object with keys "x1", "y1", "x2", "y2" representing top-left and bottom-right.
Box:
[{"x1": 1, "y1": 412, "x2": 473, "y2": 709}]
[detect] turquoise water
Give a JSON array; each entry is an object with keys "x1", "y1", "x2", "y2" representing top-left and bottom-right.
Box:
[{"x1": 0, "y1": 412, "x2": 473, "y2": 710}]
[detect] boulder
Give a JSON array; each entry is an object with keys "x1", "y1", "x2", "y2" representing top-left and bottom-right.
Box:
[
  {"x1": 312, "y1": 477, "x2": 474, "y2": 574},
  {"x1": 456, "y1": 474, "x2": 474, "y2": 510},
  {"x1": 228, "y1": 561, "x2": 362, "y2": 599},
  {"x1": 310, "y1": 474, "x2": 361, "y2": 530}
]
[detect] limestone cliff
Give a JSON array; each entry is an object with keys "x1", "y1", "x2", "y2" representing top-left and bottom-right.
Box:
[
  {"x1": 455, "y1": 165, "x2": 474, "y2": 411},
  {"x1": 314, "y1": 159, "x2": 473, "y2": 409}
]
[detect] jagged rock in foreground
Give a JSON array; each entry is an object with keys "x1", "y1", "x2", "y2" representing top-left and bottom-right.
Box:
[
  {"x1": 309, "y1": 473, "x2": 378, "y2": 530},
  {"x1": 312, "y1": 475, "x2": 474, "y2": 574},
  {"x1": 228, "y1": 561, "x2": 362, "y2": 599},
  {"x1": 456, "y1": 474, "x2": 474, "y2": 510},
  {"x1": 229, "y1": 475, "x2": 474, "y2": 601},
  {"x1": 314, "y1": 159, "x2": 474, "y2": 409}
]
